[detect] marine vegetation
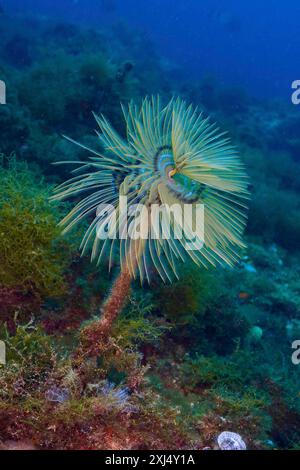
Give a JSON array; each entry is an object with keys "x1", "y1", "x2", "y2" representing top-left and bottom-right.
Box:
[
  {"x1": 52, "y1": 96, "x2": 249, "y2": 351},
  {"x1": 0, "y1": 154, "x2": 77, "y2": 330}
]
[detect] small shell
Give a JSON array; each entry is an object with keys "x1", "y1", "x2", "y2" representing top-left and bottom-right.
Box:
[{"x1": 217, "y1": 431, "x2": 246, "y2": 451}]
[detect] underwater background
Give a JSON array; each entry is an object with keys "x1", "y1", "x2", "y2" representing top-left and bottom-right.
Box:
[{"x1": 0, "y1": 0, "x2": 300, "y2": 451}]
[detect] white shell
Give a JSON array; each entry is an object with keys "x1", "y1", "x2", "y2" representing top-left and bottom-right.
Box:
[{"x1": 217, "y1": 431, "x2": 247, "y2": 451}]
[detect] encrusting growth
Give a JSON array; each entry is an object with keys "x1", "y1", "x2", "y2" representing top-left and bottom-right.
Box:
[
  {"x1": 98, "y1": 267, "x2": 132, "y2": 337},
  {"x1": 82, "y1": 268, "x2": 132, "y2": 354}
]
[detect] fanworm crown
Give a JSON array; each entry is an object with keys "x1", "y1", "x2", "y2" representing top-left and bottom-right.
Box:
[{"x1": 52, "y1": 97, "x2": 249, "y2": 282}]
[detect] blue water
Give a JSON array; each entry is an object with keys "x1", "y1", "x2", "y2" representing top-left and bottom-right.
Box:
[{"x1": 2, "y1": 0, "x2": 300, "y2": 100}]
